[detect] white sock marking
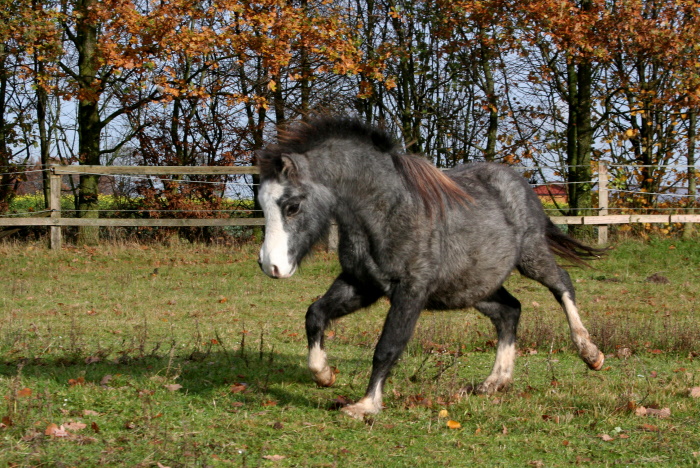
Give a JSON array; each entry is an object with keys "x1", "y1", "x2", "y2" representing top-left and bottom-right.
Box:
[{"x1": 308, "y1": 343, "x2": 327, "y2": 374}]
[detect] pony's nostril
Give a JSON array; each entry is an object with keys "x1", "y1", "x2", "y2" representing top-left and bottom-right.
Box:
[{"x1": 271, "y1": 265, "x2": 280, "y2": 278}]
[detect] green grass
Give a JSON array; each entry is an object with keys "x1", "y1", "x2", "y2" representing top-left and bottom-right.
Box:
[{"x1": 1, "y1": 239, "x2": 699, "y2": 467}]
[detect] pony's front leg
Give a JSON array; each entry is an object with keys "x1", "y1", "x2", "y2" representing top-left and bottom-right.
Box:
[
  {"x1": 306, "y1": 274, "x2": 381, "y2": 387},
  {"x1": 341, "y1": 292, "x2": 424, "y2": 420}
]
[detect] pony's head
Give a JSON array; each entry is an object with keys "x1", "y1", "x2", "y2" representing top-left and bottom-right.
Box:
[{"x1": 256, "y1": 151, "x2": 334, "y2": 279}]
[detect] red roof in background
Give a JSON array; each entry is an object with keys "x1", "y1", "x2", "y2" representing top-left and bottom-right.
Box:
[{"x1": 532, "y1": 184, "x2": 567, "y2": 197}]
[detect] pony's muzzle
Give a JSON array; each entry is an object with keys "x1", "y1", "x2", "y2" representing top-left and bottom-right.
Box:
[{"x1": 258, "y1": 255, "x2": 297, "y2": 279}]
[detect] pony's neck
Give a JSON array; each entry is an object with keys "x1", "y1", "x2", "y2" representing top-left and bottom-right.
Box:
[{"x1": 306, "y1": 142, "x2": 414, "y2": 235}]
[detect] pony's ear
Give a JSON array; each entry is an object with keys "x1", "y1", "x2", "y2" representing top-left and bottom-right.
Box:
[{"x1": 280, "y1": 153, "x2": 299, "y2": 182}]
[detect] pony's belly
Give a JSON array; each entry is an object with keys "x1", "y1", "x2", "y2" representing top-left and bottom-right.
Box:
[
  {"x1": 426, "y1": 265, "x2": 512, "y2": 310},
  {"x1": 427, "y1": 285, "x2": 494, "y2": 310}
]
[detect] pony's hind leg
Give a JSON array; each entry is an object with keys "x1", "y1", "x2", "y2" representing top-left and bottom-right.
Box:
[
  {"x1": 473, "y1": 287, "x2": 521, "y2": 394},
  {"x1": 558, "y1": 285, "x2": 605, "y2": 370},
  {"x1": 518, "y1": 252, "x2": 605, "y2": 371},
  {"x1": 306, "y1": 273, "x2": 381, "y2": 387}
]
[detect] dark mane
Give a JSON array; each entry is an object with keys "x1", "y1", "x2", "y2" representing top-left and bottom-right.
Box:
[
  {"x1": 390, "y1": 153, "x2": 471, "y2": 217},
  {"x1": 256, "y1": 117, "x2": 471, "y2": 216},
  {"x1": 257, "y1": 117, "x2": 396, "y2": 179}
]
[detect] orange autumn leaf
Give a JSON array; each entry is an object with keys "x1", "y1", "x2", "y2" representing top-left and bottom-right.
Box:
[
  {"x1": 446, "y1": 420, "x2": 461, "y2": 429},
  {"x1": 45, "y1": 424, "x2": 70, "y2": 437},
  {"x1": 17, "y1": 388, "x2": 32, "y2": 398},
  {"x1": 230, "y1": 383, "x2": 248, "y2": 394},
  {"x1": 68, "y1": 377, "x2": 86, "y2": 386}
]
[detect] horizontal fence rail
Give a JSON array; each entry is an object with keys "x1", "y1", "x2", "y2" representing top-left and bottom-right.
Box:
[{"x1": 0, "y1": 163, "x2": 698, "y2": 249}]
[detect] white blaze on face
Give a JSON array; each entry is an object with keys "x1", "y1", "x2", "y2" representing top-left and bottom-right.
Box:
[{"x1": 259, "y1": 181, "x2": 297, "y2": 278}]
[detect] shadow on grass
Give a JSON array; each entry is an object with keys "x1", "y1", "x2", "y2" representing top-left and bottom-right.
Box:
[{"x1": 0, "y1": 347, "x2": 370, "y2": 410}]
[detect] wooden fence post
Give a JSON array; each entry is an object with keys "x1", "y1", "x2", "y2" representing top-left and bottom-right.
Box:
[
  {"x1": 327, "y1": 222, "x2": 338, "y2": 252},
  {"x1": 49, "y1": 168, "x2": 62, "y2": 250},
  {"x1": 598, "y1": 161, "x2": 609, "y2": 245}
]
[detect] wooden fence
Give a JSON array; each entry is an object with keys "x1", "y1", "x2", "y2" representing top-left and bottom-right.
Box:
[
  {"x1": 0, "y1": 165, "x2": 262, "y2": 249},
  {"x1": 0, "y1": 163, "x2": 698, "y2": 249}
]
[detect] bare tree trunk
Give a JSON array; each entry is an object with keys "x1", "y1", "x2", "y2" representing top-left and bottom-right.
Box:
[
  {"x1": 566, "y1": 56, "x2": 595, "y2": 239},
  {"x1": 36, "y1": 60, "x2": 51, "y2": 209},
  {"x1": 76, "y1": 0, "x2": 102, "y2": 245},
  {"x1": 0, "y1": 42, "x2": 17, "y2": 214},
  {"x1": 480, "y1": 32, "x2": 498, "y2": 162},
  {"x1": 683, "y1": 109, "x2": 697, "y2": 239}
]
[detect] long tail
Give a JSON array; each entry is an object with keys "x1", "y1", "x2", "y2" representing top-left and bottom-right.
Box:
[{"x1": 545, "y1": 219, "x2": 607, "y2": 267}]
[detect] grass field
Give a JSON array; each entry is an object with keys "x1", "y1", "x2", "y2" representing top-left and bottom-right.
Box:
[{"x1": 1, "y1": 238, "x2": 699, "y2": 467}]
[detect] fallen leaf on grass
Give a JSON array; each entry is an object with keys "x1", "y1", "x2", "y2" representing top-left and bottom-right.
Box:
[
  {"x1": 446, "y1": 420, "x2": 461, "y2": 429},
  {"x1": 645, "y1": 273, "x2": 670, "y2": 284},
  {"x1": 21, "y1": 431, "x2": 42, "y2": 442},
  {"x1": 262, "y1": 455, "x2": 285, "y2": 461},
  {"x1": 438, "y1": 409, "x2": 449, "y2": 419},
  {"x1": 406, "y1": 394, "x2": 433, "y2": 408},
  {"x1": 635, "y1": 406, "x2": 671, "y2": 419},
  {"x1": 598, "y1": 434, "x2": 615, "y2": 441},
  {"x1": 640, "y1": 423, "x2": 659, "y2": 432},
  {"x1": 83, "y1": 410, "x2": 100, "y2": 416},
  {"x1": 689, "y1": 387, "x2": 700, "y2": 398},
  {"x1": 64, "y1": 422, "x2": 87, "y2": 431},
  {"x1": 229, "y1": 383, "x2": 248, "y2": 394},
  {"x1": 164, "y1": 384, "x2": 182, "y2": 392},
  {"x1": 17, "y1": 388, "x2": 32, "y2": 398},
  {"x1": 45, "y1": 424, "x2": 70, "y2": 437},
  {"x1": 329, "y1": 395, "x2": 353, "y2": 410},
  {"x1": 100, "y1": 375, "x2": 113, "y2": 386},
  {"x1": 68, "y1": 376, "x2": 85, "y2": 386}
]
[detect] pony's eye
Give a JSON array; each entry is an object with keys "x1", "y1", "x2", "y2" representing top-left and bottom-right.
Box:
[{"x1": 284, "y1": 202, "x2": 301, "y2": 217}]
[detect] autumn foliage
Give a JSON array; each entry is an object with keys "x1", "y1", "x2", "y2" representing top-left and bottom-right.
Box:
[{"x1": 0, "y1": 0, "x2": 698, "y2": 238}]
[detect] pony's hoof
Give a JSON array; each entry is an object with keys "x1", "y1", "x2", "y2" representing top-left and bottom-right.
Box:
[
  {"x1": 339, "y1": 397, "x2": 381, "y2": 420},
  {"x1": 475, "y1": 378, "x2": 511, "y2": 395},
  {"x1": 313, "y1": 367, "x2": 336, "y2": 387},
  {"x1": 340, "y1": 404, "x2": 366, "y2": 420},
  {"x1": 586, "y1": 351, "x2": 605, "y2": 371}
]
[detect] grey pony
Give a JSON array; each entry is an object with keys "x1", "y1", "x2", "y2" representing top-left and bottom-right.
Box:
[{"x1": 257, "y1": 117, "x2": 604, "y2": 420}]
